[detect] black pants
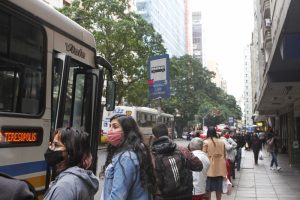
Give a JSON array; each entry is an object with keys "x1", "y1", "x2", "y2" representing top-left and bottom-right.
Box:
[
  {"x1": 253, "y1": 150, "x2": 259, "y2": 164},
  {"x1": 232, "y1": 159, "x2": 236, "y2": 179}
]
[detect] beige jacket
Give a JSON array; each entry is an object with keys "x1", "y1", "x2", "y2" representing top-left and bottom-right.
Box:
[{"x1": 203, "y1": 137, "x2": 227, "y2": 177}]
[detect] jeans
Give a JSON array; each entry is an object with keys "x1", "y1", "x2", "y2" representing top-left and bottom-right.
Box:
[{"x1": 270, "y1": 152, "x2": 278, "y2": 167}]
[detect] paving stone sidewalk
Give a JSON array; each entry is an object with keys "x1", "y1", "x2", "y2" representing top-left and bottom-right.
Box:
[{"x1": 211, "y1": 148, "x2": 300, "y2": 200}]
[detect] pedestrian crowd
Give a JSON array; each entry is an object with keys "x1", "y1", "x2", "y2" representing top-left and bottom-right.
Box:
[{"x1": 0, "y1": 115, "x2": 281, "y2": 200}]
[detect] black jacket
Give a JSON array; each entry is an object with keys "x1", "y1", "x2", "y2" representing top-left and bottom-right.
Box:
[
  {"x1": 0, "y1": 172, "x2": 35, "y2": 200},
  {"x1": 151, "y1": 136, "x2": 202, "y2": 200}
]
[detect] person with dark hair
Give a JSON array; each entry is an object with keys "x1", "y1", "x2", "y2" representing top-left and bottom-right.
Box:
[
  {"x1": 0, "y1": 172, "x2": 35, "y2": 200},
  {"x1": 44, "y1": 127, "x2": 99, "y2": 200},
  {"x1": 267, "y1": 129, "x2": 281, "y2": 171},
  {"x1": 232, "y1": 131, "x2": 245, "y2": 171},
  {"x1": 102, "y1": 114, "x2": 155, "y2": 199},
  {"x1": 244, "y1": 132, "x2": 252, "y2": 151},
  {"x1": 251, "y1": 132, "x2": 261, "y2": 165},
  {"x1": 151, "y1": 123, "x2": 203, "y2": 200},
  {"x1": 203, "y1": 126, "x2": 227, "y2": 200}
]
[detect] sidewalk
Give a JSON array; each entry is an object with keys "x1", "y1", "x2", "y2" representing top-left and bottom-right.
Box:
[{"x1": 211, "y1": 148, "x2": 300, "y2": 200}]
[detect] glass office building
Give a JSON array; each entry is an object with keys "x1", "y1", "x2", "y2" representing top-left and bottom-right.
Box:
[{"x1": 135, "y1": 0, "x2": 186, "y2": 57}]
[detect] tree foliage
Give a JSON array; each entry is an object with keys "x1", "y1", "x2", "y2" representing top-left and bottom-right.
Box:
[
  {"x1": 59, "y1": 0, "x2": 166, "y2": 105},
  {"x1": 150, "y1": 55, "x2": 242, "y2": 136},
  {"x1": 59, "y1": 1, "x2": 241, "y2": 135}
]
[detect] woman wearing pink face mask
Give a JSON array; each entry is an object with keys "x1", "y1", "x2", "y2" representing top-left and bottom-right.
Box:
[{"x1": 102, "y1": 114, "x2": 156, "y2": 200}]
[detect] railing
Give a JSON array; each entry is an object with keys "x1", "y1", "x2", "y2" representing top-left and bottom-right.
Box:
[{"x1": 262, "y1": 0, "x2": 271, "y2": 19}]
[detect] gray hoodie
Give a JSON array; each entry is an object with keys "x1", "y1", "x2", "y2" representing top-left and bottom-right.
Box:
[{"x1": 44, "y1": 166, "x2": 99, "y2": 200}]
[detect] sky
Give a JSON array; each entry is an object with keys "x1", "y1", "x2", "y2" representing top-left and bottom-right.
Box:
[{"x1": 191, "y1": 0, "x2": 254, "y2": 99}]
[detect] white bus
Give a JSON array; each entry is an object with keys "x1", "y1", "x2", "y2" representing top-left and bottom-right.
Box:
[
  {"x1": 101, "y1": 106, "x2": 175, "y2": 144},
  {"x1": 0, "y1": 0, "x2": 115, "y2": 197}
]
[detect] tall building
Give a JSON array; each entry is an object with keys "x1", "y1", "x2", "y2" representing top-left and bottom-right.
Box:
[
  {"x1": 184, "y1": 0, "x2": 193, "y2": 55},
  {"x1": 192, "y1": 11, "x2": 203, "y2": 63},
  {"x1": 206, "y1": 60, "x2": 227, "y2": 92},
  {"x1": 250, "y1": 0, "x2": 262, "y2": 123},
  {"x1": 252, "y1": 0, "x2": 300, "y2": 165},
  {"x1": 243, "y1": 45, "x2": 253, "y2": 128},
  {"x1": 42, "y1": 0, "x2": 72, "y2": 8},
  {"x1": 237, "y1": 94, "x2": 245, "y2": 128},
  {"x1": 135, "y1": 0, "x2": 186, "y2": 57}
]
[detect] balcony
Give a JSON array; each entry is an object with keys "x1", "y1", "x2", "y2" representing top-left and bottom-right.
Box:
[
  {"x1": 255, "y1": 0, "x2": 300, "y2": 116},
  {"x1": 262, "y1": 0, "x2": 270, "y2": 19},
  {"x1": 264, "y1": 29, "x2": 272, "y2": 50}
]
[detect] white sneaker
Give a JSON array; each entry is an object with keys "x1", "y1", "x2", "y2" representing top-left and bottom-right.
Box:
[
  {"x1": 270, "y1": 167, "x2": 275, "y2": 170},
  {"x1": 276, "y1": 166, "x2": 281, "y2": 171}
]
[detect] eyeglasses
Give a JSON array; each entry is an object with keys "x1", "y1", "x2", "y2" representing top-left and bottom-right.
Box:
[{"x1": 49, "y1": 141, "x2": 65, "y2": 150}]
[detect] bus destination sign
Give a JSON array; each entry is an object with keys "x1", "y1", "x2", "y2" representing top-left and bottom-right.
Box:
[{"x1": 0, "y1": 126, "x2": 43, "y2": 147}]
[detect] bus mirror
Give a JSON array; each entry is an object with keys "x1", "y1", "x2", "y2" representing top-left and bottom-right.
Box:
[{"x1": 106, "y1": 80, "x2": 116, "y2": 111}]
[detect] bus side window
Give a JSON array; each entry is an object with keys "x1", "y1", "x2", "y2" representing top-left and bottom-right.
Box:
[
  {"x1": 146, "y1": 113, "x2": 151, "y2": 126},
  {"x1": 137, "y1": 112, "x2": 146, "y2": 127},
  {"x1": 0, "y1": 69, "x2": 20, "y2": 112},
  {"x1": 0, "y1": 9, "x2": 45, "y2": 115},
  {"x1": 0, "y1": 11, "x2": 9, "y2": 56},
  {"x1": 151, "y1": 114, "x2": 156, "y2": 126}
]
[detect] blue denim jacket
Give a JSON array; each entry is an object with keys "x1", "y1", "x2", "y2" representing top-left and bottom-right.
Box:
[{"x1": 103, "y1": 150, "x2": 150, "y2": 200}]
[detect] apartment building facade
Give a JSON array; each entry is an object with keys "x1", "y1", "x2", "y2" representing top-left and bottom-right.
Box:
[
  {"x1": 244, "y1": 45, "x2": 253, "y2": 128},
  {"x1": 192, "y1": 11, "x2": 203, "y2": 63},
  {"x1": 253, "y1": 0, "x2": 300, "y2": 165},
  {"x1": 206, "y1": 60, "x2": 227, "y2": 92}
]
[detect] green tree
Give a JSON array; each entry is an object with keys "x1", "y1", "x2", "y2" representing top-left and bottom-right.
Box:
[
  {"x1": 152, "y1": 55, "x2": 242, "y2": 137},
  {"x1": 59, "y1": 0, "x2": 166, "y2": 105},
  {"x1": 58, "y1": 1, "x2": 242, "y2": 133},
  {"x1": 150, "y1": 55, "x2": 212, "y2": 136}
]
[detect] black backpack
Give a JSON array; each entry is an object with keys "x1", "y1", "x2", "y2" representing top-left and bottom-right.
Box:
[
  {"x1": 153, "y1": 149, "x2": 193, "y2": 199},
  {"x1": 0, "y1": 172, "x2": 38, "y2": 200}
]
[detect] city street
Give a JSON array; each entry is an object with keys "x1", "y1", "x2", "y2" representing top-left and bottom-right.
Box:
[
  {"x1": 2, "y1": 1, "x2": 300, "y2": 199},
  {"x1": 218, "y1": 147, "x2": 300, "y2": 200},
  {"x1": 175, "y1": 139, "x2": 300, "y2": 200},
  {"x1": 96, "y1": 138, "x2": 300, "y2": 200}
]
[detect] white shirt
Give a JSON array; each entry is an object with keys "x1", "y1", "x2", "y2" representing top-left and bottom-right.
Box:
[{"x1": 192, "y1": 150, "x2": 210, "y2": 195}]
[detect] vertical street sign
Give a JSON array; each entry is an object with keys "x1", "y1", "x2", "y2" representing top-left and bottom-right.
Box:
[
  {"x1": 228, "y1": 116, "x2": 234, "y2": 127},
  {"x1": 148, "y1": 54, "x2": 170, "y2": 99}
]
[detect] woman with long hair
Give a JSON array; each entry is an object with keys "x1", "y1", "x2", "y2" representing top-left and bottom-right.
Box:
[
  {"x1": 44, "y1": 127, "x2": 99, "y2": 200},
  {"x1": 102, "y1": 114, "x2": 156, "y2": 199},
  {"x1": 203, "y1": 127, "x2": 227, "y2": 200}
]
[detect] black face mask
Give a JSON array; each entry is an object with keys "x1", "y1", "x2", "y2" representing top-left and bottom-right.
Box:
[{"x1": 44, "y1": 148, "x2": 65, "y2": 166}]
